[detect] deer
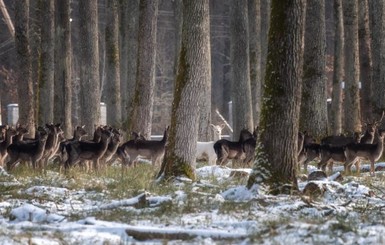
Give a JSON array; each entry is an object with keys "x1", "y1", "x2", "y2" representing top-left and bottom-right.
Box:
[
  {"x1": 100, "y1": 128, "x2": 122, "y2": 166},
  {"x1": 115, "y1": 131, "x2": 146, "y2": 166},
  {"x1": 343, "y1": 129, "x2": 385, "y2": 177},
  {"x1": 0, "y1": 125, "x2": 8, "y2": 141},
  {"x1": 0, "y1": 126, "x2": 17, "y2": 166},
  {"x1": 120, "y1": 126, "x2": 169, "y2": 167},
  {"x1": 6, "y1": 127, "x2": 49, "y2": 171},
  {"x1": 214, "y1": 128, "x2": 254, "y2": 167},
  {"x1": 39, "y1": 123, "x2": 63, "y2": 169},
  {"x1": 195, "y1": 124, "x2": 225, "y2": 165},
  {"x1": 360, "y1": 111, "x2": 384, "y2": 144},
  {"x1": 13, "y1": 124, "x2": 29, "y2": 143},
  {"x1": 63, "y1": 127, "x2": 112, "y2": 172},
  {"x1": 241, "y1": 127, "x2": 259, "y2": 167}
]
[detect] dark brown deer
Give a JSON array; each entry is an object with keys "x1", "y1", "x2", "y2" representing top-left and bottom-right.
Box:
[
  {"x1": 360, "y1": 111, "x2": 384, "y2": 144},
  {"x1": 6, "y1": 128, "x2": 49, "y2": 170},
  {"x1": 121, "y1": 126, "x2": 169, "y2": 167},
  {"x1": 214, "y1": 128, "x2": 253, "y2": 166},
  {"x1": 63, "y1": 127, "x2": 112, "y2": 171},
  {"x1": 115, "y1": 131, "x2": 146, "y2": 166},
  {"x1": 241, "y1": 127, "x2": 259, "y2": 167},
  {"x1": 344, "y1": 130, "x2": 385, "y2": 176},
  {"x1": 0, "y1": 126, "x2": 17, "y2": 166},
  {"x1": 0, "y1": 125, "x2": 8, "y2": 140},
  {"x1": 13, "y1": 124, "x2": 29, "y2": 143}
]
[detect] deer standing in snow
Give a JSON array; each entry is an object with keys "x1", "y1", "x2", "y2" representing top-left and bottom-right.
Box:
[{"x1": 195, "y1": 124, "x2": 225, "y2": 165}]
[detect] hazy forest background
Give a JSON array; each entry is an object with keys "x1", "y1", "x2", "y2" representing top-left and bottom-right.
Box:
[{"x1": 0, "y1": 0, "x2": 339, "y2": 138}]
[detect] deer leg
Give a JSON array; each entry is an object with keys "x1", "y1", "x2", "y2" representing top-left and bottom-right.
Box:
[
  {"x1": 370, "y1": 159, "x2": 375, "y2": 177},
  {"x1": 6, "y1": 157, "x2": 20, "y2": 171}
]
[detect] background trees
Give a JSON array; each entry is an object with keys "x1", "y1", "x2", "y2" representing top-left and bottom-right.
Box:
[{"x1": 1, "y1": 0, "x2": 385, "y2": 183}]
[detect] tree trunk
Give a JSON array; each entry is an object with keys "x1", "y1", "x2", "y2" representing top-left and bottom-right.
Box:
[
  {"x1": 158, "y1": 0, "x2": 210, "y2": 180},
  {"x1": 247, "y1": 0, "x2": 305, "y2": 194},
  {"x1": 343, "y1": 0, "x2": 361, "y2": 133},
  {"x1": 105, "y1": 0, "x2": 121, "y2": 128},
  {"x1": 369, "y1": 0, "x2": 385, "y2": 126},
  {"x1": 54, "y1": 0, "x2": 72, "y2": 138},
  {"x1": 14, "y1": 0, "x2": 35, "y2": 137},
  {"x1": 260, "y1": 0, "x2": 271, "y2": 92},
  {"x1": 128, "y1": 0, "x2": 158, "y2": 139},
  {"x1": 38, "y1": 0, "x2": 54, "y2": 125},
  {"x1": 79, "y1": 0, "x2": 100, "y2": 135},
  {"x1": 248, "y1": 0, "x2": 262, "y2": 127},
  {"x1": 300, "y1": 0, "x2": 328, "y2": 139},
  {"x1": 330, "y1": 0, "x2": 344, "y2": 135},
  {"x1": 198, "y1": 2, "x2": 212, "y2": 142},
  {"x1": 230, "y1": 0, "x2": 253, "y2": 138},
  {"x1": 359, "y1": 0, "x2": 373, "y2": 123}
]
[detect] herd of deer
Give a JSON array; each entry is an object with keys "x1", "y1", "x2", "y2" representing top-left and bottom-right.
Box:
[
  {"x1": 0, "y1": 123, "x2": 169, "y2": 173},
  {"x1": 1, "y1": 113, "x2": 385, "y2": 177}
]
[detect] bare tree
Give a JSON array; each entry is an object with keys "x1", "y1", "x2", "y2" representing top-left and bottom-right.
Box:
[
  {"x1": 359, "y1": 0, "x2": 373, "y2": 122},
  {"x1": 157, "y1": 0, "x2": 210, "y2": 180},
  {"x1": 343, "y1": 0, "x2": 361, "y2": 133},
  {"x1": 369, "y1": 0, "x2": 385, "y2": 126},
  {"x1": 230, "y1": 0, "x2": 253, "y2": 138},
  {"x1": 38, "y1": 0, "x2": 54, "y2": 125},
  {"x1": 54, "y1": 0, "x2": 72, "y2": 137},
  {"x1": 330, "y1": 0, "x2": 344, "y2": 135},
  {"x1": 300, "y1": 0, "x2": 328, "y2": 139},
  {"x1": 105, "y1": 0, "x2": 121, "y2": 127},
  {"x1": 128, "y1": 0, "x2": 158, "y2": 139},
  {"x1": 247, "y1": 0, "x2": 306, "y2": 193},
  {"x1": 78, "y1": 0, "x2": 100, "y2": 135},
  {"x1": 248, "y1": 0, "x2": 262, "y2": 127},
  {"x1": 14, "y1": 0, "x2": 35, "y2": 137}
]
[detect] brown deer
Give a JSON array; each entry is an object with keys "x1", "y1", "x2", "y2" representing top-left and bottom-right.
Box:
[
  {"x1": 360, "y1": 111, "x2": 384, "y2": 144},
  {"x1": 0, "y1": 125, "x2": 8, "y2": 140},
  {"x1": 0, "y1": 126, "x2": 17, "y2": 166},
  {"x1": 100, "y1": 128, "x2": 122, "y2": 166},
  {"x1": 115, "y1": 131, "x2": 146, "y2": 166},
  {"x1": 63, "y1": 127, "x2": 112, "y2": 171},
  {"x1": 40, "y1": 123, "x2": 63, "y2": 169},
  {"x1": 241, "y1": 127, "x2": 259, "y2": 167},
  {"x1": 343, "y1": 129, "x2": 385, "y2": 176},
  {"x1": 6, "y1": 128, "x2": 49, "y2": 170},
  {"x1": 214, "y1": 128, "x2": 254, "y2": 166},
  {"x1": 120, "y1": 126, "x2": 169, "y2": 167}
]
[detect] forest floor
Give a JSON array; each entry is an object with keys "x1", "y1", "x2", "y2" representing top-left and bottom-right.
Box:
[{"x1": 1, "y1": 160, "x2": 385, "y2": 245}]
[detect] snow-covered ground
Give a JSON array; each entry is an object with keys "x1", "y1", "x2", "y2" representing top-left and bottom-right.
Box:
[{"x1": 1, "y1": 162, "x2": 385, "y2": 244}]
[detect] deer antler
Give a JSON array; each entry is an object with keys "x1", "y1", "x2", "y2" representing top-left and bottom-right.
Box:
[
  {"x1": 374, "y1": 111, "x2": 385, "y2": 125},
  {"x1": 215, "y1": 109, "x2": 233, "y2": 133}
]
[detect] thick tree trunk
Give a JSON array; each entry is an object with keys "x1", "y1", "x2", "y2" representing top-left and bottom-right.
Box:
[
  {"x1": 14, "y1": 0, "x2": 35, "y2": 137},
  {"x1": 231, "y1": 0, "x2": 253, "y2": 138},
  {"x1": 54, "y1": 0, "x2": 72, "y2": 137},
  {"x1": 158, "y1": 0, "x2": 210, "y2": 180},
  {"x1": 128, "y1": 0, "x2": 158, "y2": 139},
  {"x1": 247, "y1": 0, "x2": 306, "y2": 194},
  {"x1": 260, "y1": 0, "x2": 271, "y2": 90},
  {"x1": 248, "y1": 0, "x2": 262, "y2": 127},
  {"x1": 330, "y1": 0, "x2": 344, "y2": 135},
  {"x1": 359, "y1": 0, "x2": 373, "y2": 123},
  {"x1": 369, "y1": 0, "x2": 385, "y2": 127},
  {"x1": 105, "y1": 0, "x2": 121, "y2": 128},
  {"x1": 343, "y1": 0, "x2": 361, "y2": 133},
  {"x1": 38, "y1": 0, "x2": 54, "y2": 125},
  {"x1": 300, "y1": 0, "x2": 328, "y2": 139},
  {"x1": 79, "y1": 0, "x2": 100, "y2": 135}
]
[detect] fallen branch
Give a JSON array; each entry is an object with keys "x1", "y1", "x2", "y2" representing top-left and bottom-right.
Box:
[{"x1": 126, "y1": 226, "x2": 248, "y2": 241}]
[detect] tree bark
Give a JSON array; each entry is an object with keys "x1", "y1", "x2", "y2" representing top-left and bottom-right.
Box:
[
  {"x1": 369, "y1": 0, "x2": 385, "y2": 126},
  {"x1": 359, "y1": 0, "x2": 373, "y2": 123},
  {"x1": 105, "y1": 0, "x2": 121, "y2": 128},
  {"x1": 330, "y1": 0, "x2": 344, "y2": 135},
  {"x1": 260, "y1": 0, "x2": 271, "y2": 94},
  {"x1": 248, "y1": 0, "x2": 262, "y2": 127},
  {"x1": 54, "y1": 0, "x2": 72, "y2": 137},
  {"x1": 158, "y1": 0, "x2": 210, "y2": 180},
  {"x1": 38, "y1": 0, "x2": 54, "y2": 125},
  {"x1": 247, "y1": 0, "x2": 306, "y2": 194},
  {"x1": 230, "y1": 0, "x2": 253, "y2": 138},
  {"x1": 79, "y1": 0, "x2": 100, "y2": 135},
  {"x1": 300, "y1": 0, "x2": 328, "y2": 139},
  {"x1": 128, "y1": 0, "x2": 158, "y2": 139},
  {"x1": 343, "y1": 0, "x2": 361, "y2": 133},
  {"x1": 14, "y1": 0, "x2": 35, "y2": 137}
]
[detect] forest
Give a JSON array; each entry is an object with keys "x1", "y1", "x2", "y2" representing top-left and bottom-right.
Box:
[{"x1": 0, "y1": 0, "x2": 385, "y2": 244}]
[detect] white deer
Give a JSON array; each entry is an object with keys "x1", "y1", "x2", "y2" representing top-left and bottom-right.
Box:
[{"x1": 196, "y1": 124, "x2": 225, "y2": 165}]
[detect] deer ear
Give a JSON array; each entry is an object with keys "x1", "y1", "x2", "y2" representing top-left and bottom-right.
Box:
[{"x1": 220, "y1": 124, "x2": 225, "y2": 129}]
